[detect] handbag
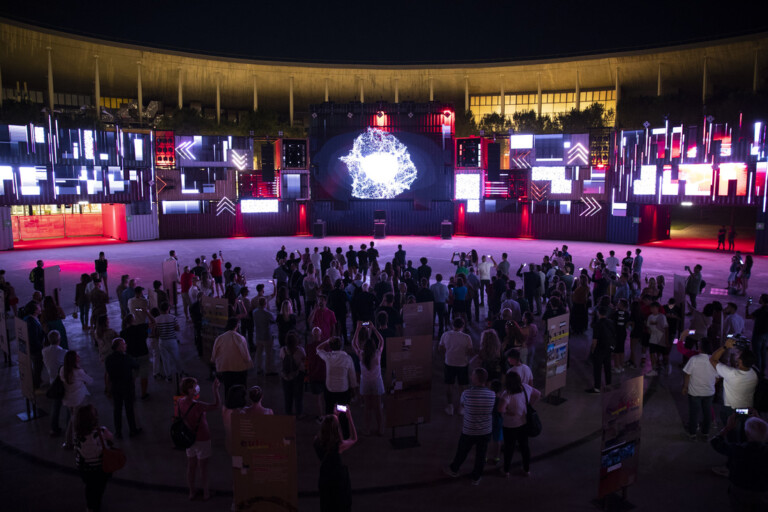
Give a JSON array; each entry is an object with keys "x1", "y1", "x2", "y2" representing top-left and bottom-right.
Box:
[
  {"x1": 522, "y1": 387, "x2": 542, "y2": 438},
  {"x1": 170, "y1": 402, "x2": 199, "y2": 449},
  {"x1": 45, "y1": 367, "x2": 65, "y2": 400},
  {"x1": 100, "y1": 431, "x2": 127, "y2": 473}
]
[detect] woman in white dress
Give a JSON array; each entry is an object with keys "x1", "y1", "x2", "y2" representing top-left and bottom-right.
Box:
[
  {"x1": 60, "y1": 350, "x2": 93, "y2": 448},
  {"x1": 352, "y1": 322, "x2": 385, "y2": 435}
]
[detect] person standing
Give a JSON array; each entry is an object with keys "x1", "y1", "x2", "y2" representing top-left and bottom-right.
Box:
[
  {"x1": 443, "y1": 368, "x2": 496, "y2": 485},
  {"x1": 252, "y1": 297, "x2": 275, "y2": 375},
  {"x1": 727, "y1": 226, "x2": 737, "y2": 251},
  {"x1": 505, "y1": 348, "x2": 533, "y2": 386},
  {"x1": 439, "y1": 318, "x2": 474, "y2": 415},
  {"x1": 179, "y1": 266, "x2": 194, "y2": 321},
  {"x1": 73, "y1": 405, "x2": 114, "y2": 512},
  {"x1": 115, "y1": 275, "x2": 130, "y2": 319},
  {"x1": 94, "y1": 252, "x2": 109, "y2": 296},
  {"x1": 717, "y1": 225, "x2": 727, "y2": 250},
  {"x1": 316, "y1": 336, "x2": 358, "y2": 414},
  {"x1": 25, "y1": 302, "x2": 46, "y2": 389},
  {"x1": 685, "y1": 264, "x2": 703, "y2": 313},
  {"x1": 352, "y1": 322, "x2": 385, "y2": 435},
  {"x1": 279, "y1": 331, "x2": 306, "y2": 416},
  {"x1": 43, "y1": 330, "x2": 67, "y2": 436},
  {"x1": 30, "y1": 259, "x2": 45, "y2": 294},
  {"x1": 746, "y1": 294, "x2": 768, "y2": 376},
  {"x1": 498, "y1": 370, "x2": 541, "y2": 477},
  {"x1": 646, "y1": 301, "x2": 670, "y2": 376},
  {"x1": 176, "y1": 377, "x2": 221, "y2": 501},
  {"x1": 163, "y1": 250, "x2": 180, "y2": 311},
  {"x1": 61, "y1": 350, "x2": 93, "y2": 448},
  {"x1": 75, "y1": 274, "x2": 92, "y2": 331},
  {"x1": 476, "y1": 254, "x2": 496, "y2": 307},
  {"x1": 588, "y1": 306, "x2": 615, "y2": 393},
  {"x1": 431, "y1": 274, "x2": 450, "y2": 338},
  {"x1": 310, "y1": 295, "x2": 337, "y2": 342},
  {"x1": 104, "y1": 338, "x2": 142, "y2": 439},
  {"x1": 682, "y1": 341, "x2": 718, "y2": 439},
  {"x1": 710, "y1": 338, "x2": 759, "y2": 432},
  {"x1": 211, "y1": 318, "x2": 252, "y2": 397},
  {"x1": 357, "y1": 244, "x2": 369, "y2": 280},
  {"x1": 120, "y1": 314, "x2": 151, "y2": 399},
  {"x1": 314, "y1": 408, "x2": 358, "y2": 512},
  {"x1": 155, "y1": 302, "x2": 181, "y2": 382}
]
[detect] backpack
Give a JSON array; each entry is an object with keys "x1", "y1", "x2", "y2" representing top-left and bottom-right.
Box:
[
  {"x1": 29, "y1": 269, "x2": 35, "y2": 283},
  {"x1": 753, "y1": 368, "x2": 768, "y2": 413},
  {"x1": 170, "y1": 402, "x2": 198, "y2": 449},
  {"x1": 282, "y1": 348, "x2": 299, "y2": 377}
]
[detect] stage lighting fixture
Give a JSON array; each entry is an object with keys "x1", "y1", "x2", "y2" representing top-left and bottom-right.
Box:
[
  {"x1": 408, "y1": 112, "x2": 414, "y2": 119},
  {"x1": 347, "y1": 112, "x2": 354, "y2": 119},
  {"x1": 339, "y1": 127, "x2": 418, "y2": 199},
  {"x1": 443, "y1": 110, "x2": 451, "y2": 119},
  {"x1": 311, "y1": 112, "x2": 318, "y2": 119},
  {"x1": 377, "y1": 111, "x2": 385, "y2": 118}
]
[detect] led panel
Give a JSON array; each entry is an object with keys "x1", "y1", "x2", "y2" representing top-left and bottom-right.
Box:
[
  {"x1": 455, "y1": 173, "x2": 482, "y2": 200},
  {"x1": 241, "y1": 199, "x2": 279, "y2": 213},
  {"x1": 531, "y1": 166, "x2": 571, "y2": 194},
  {"x1": 678, "y1": 164, "x2": 712, "y2": 196},
  {"x1": 509, "y1": 134, "x2": 533, "y2": 150},
  {"x1": 467, "y1": 199, "x2": 480, "y2": 213},
  {"x1": 718, "y1": 163, "x2": 747, "y2": 196},
  {"x1": 633, "y1": 165, "x2": 657, "y2": 196}
]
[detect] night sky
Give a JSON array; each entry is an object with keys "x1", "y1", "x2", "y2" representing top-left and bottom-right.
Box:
[{"x1": 1, "y1": 1, "x2": 766, "y2": 64}]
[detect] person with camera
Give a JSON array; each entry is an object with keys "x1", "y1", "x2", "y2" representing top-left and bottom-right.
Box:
[
  {"x1": 746, "y1": 294, "x2": 768, "y2": 376},
  {"x1": 681, "y1": 331, "x2": 719, "y2": 439},
  {"x1": 314, "y1": 404, "x2": 358, "y2": 512},
  {"x1": 710, "y1": 337, "x2": 759, "y2": 443},
  {"x1": 710, "y1": 413, "x2": 768, "y2": 510},
  {"x1": 684, "y1": 264, "x2": 703, "y2": 315}
]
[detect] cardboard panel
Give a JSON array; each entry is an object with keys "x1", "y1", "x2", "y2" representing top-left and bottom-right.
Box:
[
  {"x1": 15, "y1": 320, "x2": 35, "y2": 401},
  {"x1": 544, "y1": 313, "x2": 569, "y2": 396},
  {"x1": 599, "y1": 376, "x2": 643, "y2": 498},
  {"x1": 43, "y1": 265, "x2": 61, "y2": 300},
  {"x1": 402, "y1": 302, "x2": 434, "y2": 337},
  {"x1": 201, "y1": 295, "x2": 230, "y2": 362},
  {"x1": 161, "y1": 259, "x2": 180, "y2": 295},
  {"x1": 231, "y1": 413, "x2": 298, "y2": 512},
  {"x1": 384, "y1": 335, "x2": 432, "y2": 428}
]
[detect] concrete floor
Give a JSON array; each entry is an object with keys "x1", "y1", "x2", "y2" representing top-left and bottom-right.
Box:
[{"x1": 1, "y1": 235, "x2": 764, "y2": 511}]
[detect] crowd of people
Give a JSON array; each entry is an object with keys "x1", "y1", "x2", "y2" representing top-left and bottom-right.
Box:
[{"x1": 1, "y1": 239, "x2": 768, "y2": 511}]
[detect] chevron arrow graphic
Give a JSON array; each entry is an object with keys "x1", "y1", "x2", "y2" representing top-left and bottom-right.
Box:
[
  {"x1": 175, "y1": 141, "x2": 196, "y2": 160},
  {"x1": 230, "y1": 150, "x2": 248, "y2": 170},
  {"x1": 579, "y1": 196, "x2": 602, "y2": 217},
  {"x1": 216, "y1": 196, "x2": 236, "y2": 216},
  {"x1": 156, "y1": 175, "x2": 168, "y2": 195},
  {"x1": 530, "y1": 181, "x2": 550, "y2": 202},
  {"x1": 567, "y1": 143, "x2": 589, "y2": 166}
]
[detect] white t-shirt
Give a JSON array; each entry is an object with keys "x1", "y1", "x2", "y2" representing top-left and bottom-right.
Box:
[
  {"x1": 42, "y1": 345, "x2": 67, "y2": 384},
  {"x1": 477, "y1": 261, "x2": 493, "y2": 280},
  {"x1": 439, "y1": 330, "x2": 473, "y2": 367},
  {"x1": 310, "y1": 252, "x2": 322, "y2": 271},
  {"x1": 683, "y1": 354, "x2": 719, "y2": 397},
  {"x1": 646, "y1": 313, "x2": 668, "y2": 345},
  {"x1": 509, "y1": 364, "x2": 533, "y2": 386},
  {"x1": 605, "y1": 256, "x2": 620, "y2": 273},
  {"x1": 716, "y1": 363, "x2": 758, "y2": 408}
]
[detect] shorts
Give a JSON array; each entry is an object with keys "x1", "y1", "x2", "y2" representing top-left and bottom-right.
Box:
[
  {"x1": 613, "y1": 330, "x2": 627, "y2": 354},
  {"x1": 213, "y1": 276, "x2": 223, "y2": 284},
  {"x1": 181, "y1": 293, "x2": 190, "y2": 308},
  {"x1": 97, "y1": 272, "x2": 108, "y2": 280},
  {"x1": 444, "y1": 364, "x2": 469, "y2": 386},
  {"x1": 640, "y1": 332, "x2": 651, "y2": 347},
  {"x1": 649, "y1": 343, "x2": 669, "y2": 355},
  {"x1": 133, "y1": 355, "x2": 151, "y2": 379},
  {"x1": 309, "y1": 381, "x2": 325, "y2": 395},
  {"x1": 185, "y1": 439, "x2": 212, "y2": 459}
]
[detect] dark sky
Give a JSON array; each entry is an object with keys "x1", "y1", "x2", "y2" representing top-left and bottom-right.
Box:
[{"x1": 2, "y1": 1, "x2": 766, "y2": 64}]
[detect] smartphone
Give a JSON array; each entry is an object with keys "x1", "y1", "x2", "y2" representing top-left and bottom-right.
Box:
[
  {"x1": 362, "y1": 322, "x2": 370, "y2": 326},
  {"x1": 688, "y1": 330, "x2": 695, "y2": 335},
  {"x1": 336, "y1": 404, "x2": 347, "y2": 413},
  {"x1": 736, "y1": 408, "x2": 749, "y2": 415},
  {"x1": 727, "y1": 334, "x2": 734, "y2": 339}
]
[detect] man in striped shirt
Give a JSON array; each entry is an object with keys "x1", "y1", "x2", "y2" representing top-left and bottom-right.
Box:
[
  {"x1": 155, "y1": 302, "x2": 181, "y2": 381},
  {"x1": 443, "y1": 368, "x2": 496, "y2": 485}
]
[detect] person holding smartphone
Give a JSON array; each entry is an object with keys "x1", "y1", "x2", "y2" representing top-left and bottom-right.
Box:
[
  {"x1": 710, "y1": 337, "x2": 759, "y2": 443},
  {"x1": 314, "y1": 404, "x2": 357, "y2": 512}
]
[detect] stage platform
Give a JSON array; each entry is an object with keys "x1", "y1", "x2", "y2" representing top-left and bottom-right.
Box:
[{"x1": 1, "y1": 235, "x2": 762, "y2": 511}]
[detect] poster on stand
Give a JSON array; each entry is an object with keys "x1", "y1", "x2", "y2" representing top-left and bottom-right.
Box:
[
  {"x1": 43, "y1": 265, "x2": 61, "y2": 303},
  {"x1": 598, "y1": 376, "x2": 643, "y2": 498},
  {"x1": 231, "y1": 413, "x2": 298, "y2": 512},
  {"x1": 402, "y1": 302, "x2": 433, "y2": 337},
  {"x1": 201, "y1": 295, "x2": 229, "y2": 362},
  {"x1": 384, "y1": 335, "x2": 432, "y2": 428},
  {"x1": 544, "y1": 313, "x2": 569, "y2": 396},
  {"x1": 15, "y1": 320, "x2": 34, "y2": 401}
]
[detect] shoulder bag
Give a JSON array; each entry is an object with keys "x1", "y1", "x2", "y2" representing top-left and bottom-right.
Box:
[
  {"x1": 170, "y1": 401, "x2": 199, "y2": 449},
  {"x1": 100, "y1": 431, "x2": 127, "y2": 473},
  {"x1": 45, "y1": 366, "x2": 66, "y2": 400},
  {"x1": 522, "y1": 386, "x2": 542, "y2": 438}
]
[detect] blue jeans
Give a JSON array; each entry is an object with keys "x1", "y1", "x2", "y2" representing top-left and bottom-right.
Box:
[
  {"x1": 449, "y1": 433, "x2": 490, "y2": 481},
  {"x1": 687, "y1": 394, "x2": 713, "y2": 435},
  {"x1": 752, "y1": 333, "x2": 768, "y2": 375}
]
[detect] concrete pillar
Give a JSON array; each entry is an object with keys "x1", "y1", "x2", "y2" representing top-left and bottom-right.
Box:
[
  {"x1": 702, "y1": 57, "x2": 708, "y2": 105},
  {"x1": 537, "y1": 73, "x2": 542, "y2": 117},
  {"x1": 359, "y1": 76, "x2": 364, "y2": 103},
  {"x1": 464, "y1": 76, "x2": 469, "y2": 112},
  {"x1": 289, "y1": 75, "x2": 294, "y2": 127},
  {"x1": 94, "y1": 55, "x2": 100, "y2": 117},
  {"x1": 429, "y1": 75, "x2": 434, "y2": 101},
  {"x1": 177, "y1": 68, "x2": 183, "y2": 109},
  {"x1": 253, "y1": 76, "x2": 258, "y2": 111},
  {"x1": 324, "y1": 77, "x2": 329, "y2": 102},
  {"x1": 137, "y1": 61, "x2": 143, "y2": 123},
  {"x1": 752, "y1": 50, "x2": 760, "y2": 94},
  {"x1": 394, "y1": 78, "x2": 399, "y2": 103},
  {"x1": 615, "y1": 66, "x2": 621, "y2": 102},
  {"x1": 216, "y1": 75, "x2": 221, "y2": 125},
  {"x1": 46, "y1": 47, "x2": 54, "y2": 110},
  {"x1": 500, "y1": 76, "x2": 505, "y2": 118},
  {"x1": 575, "y1": 70, "x2": 580, "y2": 110},
  {"x1": 657, "y1": 63, "x2": 663, "y2": 96}
]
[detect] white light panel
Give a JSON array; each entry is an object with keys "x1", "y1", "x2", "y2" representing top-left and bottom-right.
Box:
[
  {"x1": 455, "y1": 173, "x2": 481, "y2": 200},
  {"x1": 467, "y1": 199, "x2": 480, "y2": 213},
  {"x1": 633, "y1": 165, "x2": 657, "y2": 195},
  {"x1": 531, "y1": 166, "x2": 571, "y2": 194},
  {"x1": 241, "y1": 199, "x2": 279, "y2": 213},
  {"x1": 509, "y1": 134, "x2": 533, "y2": 149}
]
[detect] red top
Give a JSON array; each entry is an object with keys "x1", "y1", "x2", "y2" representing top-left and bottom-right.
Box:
[
  {"x1": 180, "y1": 271, "x2": 194, "y2": 293},
  {"x1": 312, "y1": 308, "x2": 337, "y2": 341},
  {"x1": 305, "y1": 340, "x2": 327, "y2": 383},
  {"x1": 177, "y1": 397, "x2": 211, "y2": 442},
  {"x1": 211, "y1": 259, "x2": 223, "y2": 277}
]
